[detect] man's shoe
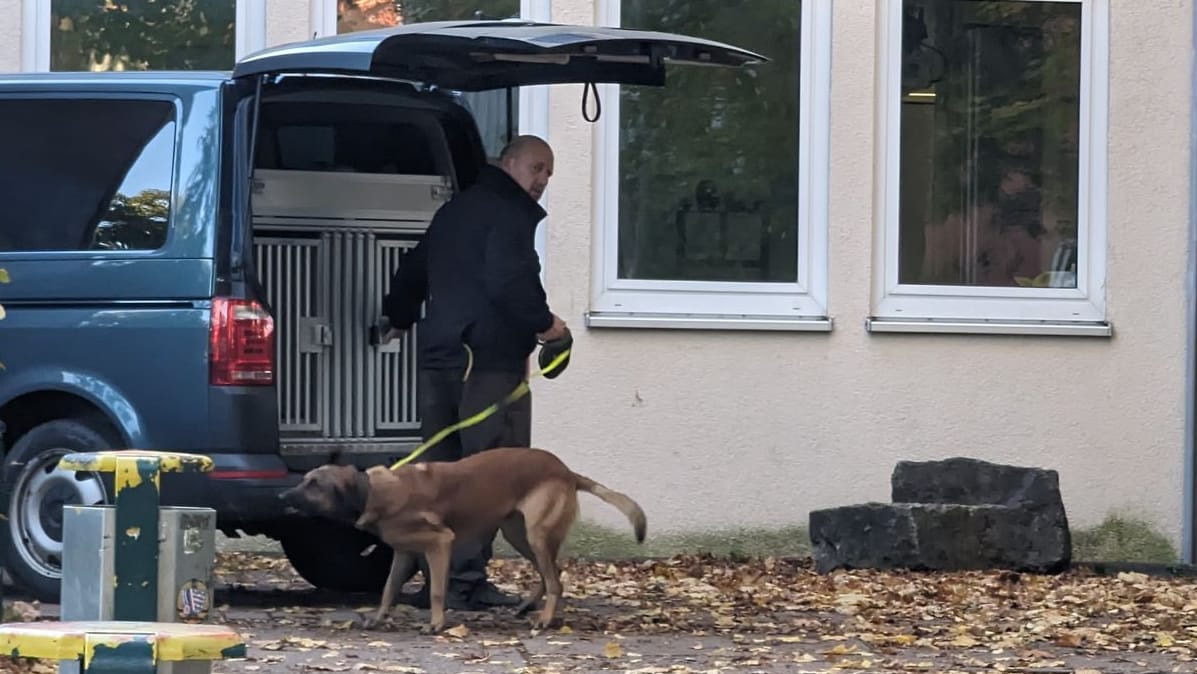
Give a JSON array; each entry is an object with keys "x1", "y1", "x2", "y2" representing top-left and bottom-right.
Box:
[
  {"x1": 398, "y1": 583, "x2": 515, "y2": 610},
  {"x1": 397, "y1": 585, "x2": 430, "y2": 609},
  {"x1": 469, "y1": 581, "x2": 521, "y2": 608}
]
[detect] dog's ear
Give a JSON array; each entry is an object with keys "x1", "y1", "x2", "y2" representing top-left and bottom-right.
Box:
[{"x1": 321, "y1": 466, "x2": 366, "y2": 518}]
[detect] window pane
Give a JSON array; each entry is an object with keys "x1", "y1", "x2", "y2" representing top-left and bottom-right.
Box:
[
  {"x1": 618, "y1": 1, "x2": 800, "y2": 284},
  {"x1": 50, "y1": 0, "x2": 237, "y2": 71},
  {"x1": 336, "y1": 1, "x2": 522, "y2": 160},
  {"x1": 0, "y1": 99, "x2": 176, "y2": 252},
  {"x1": 254, "y1": 114, "x2": 442, "y2": 176},
  {"x1": 336, "y1": 0, "x2": 518, "y2": 32},
  {"x1": 898, "y1": 0, "x2": 1082, "y2": 289}
]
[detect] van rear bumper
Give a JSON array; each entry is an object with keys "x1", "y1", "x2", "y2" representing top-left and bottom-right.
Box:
[{"x1": 159, "y1": 453, "x2": 300, "y2": 526}]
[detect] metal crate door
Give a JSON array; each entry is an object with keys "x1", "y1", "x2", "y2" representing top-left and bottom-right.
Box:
[
  {"x1": 374, "y1": 238, "x2": 422, "y2": 433},
  {"x1": 254, "y1": 234, "x2": 329, "y2": 435}
]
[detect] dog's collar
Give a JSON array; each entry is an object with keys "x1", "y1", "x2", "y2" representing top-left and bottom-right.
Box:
[{"x1": 351, "y1": 469, "x2": 371, "y2": 515}]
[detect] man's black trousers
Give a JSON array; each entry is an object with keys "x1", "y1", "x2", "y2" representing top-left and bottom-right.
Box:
[{"x1": 415, "y1": 366, "x2": 531, "y2": 592}]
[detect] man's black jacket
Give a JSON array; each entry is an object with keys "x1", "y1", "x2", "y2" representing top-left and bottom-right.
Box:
[{"x1": 381, "y1": 164, "x2": 553, "y2": 373}]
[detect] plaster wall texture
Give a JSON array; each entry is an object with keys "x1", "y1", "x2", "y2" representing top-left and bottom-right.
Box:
[{"x1": 526, "y1": 0, "x2": 1194, "y2": 549}]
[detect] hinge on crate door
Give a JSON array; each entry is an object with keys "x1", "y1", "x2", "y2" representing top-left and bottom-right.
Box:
[{"x1": 431, "y1": 183, "x2": 451, "y2": 202}]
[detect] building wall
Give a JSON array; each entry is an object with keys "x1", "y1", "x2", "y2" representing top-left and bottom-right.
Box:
[
  {"x1": 0, "y1": 0, "x2": 22, "y2": 72},
  {"x1": 1, "y1": 0, "x2": 1192, "y2": 549},
  {"x1": 528, "y1": 0, "x2": 1195, "y2": 549}
]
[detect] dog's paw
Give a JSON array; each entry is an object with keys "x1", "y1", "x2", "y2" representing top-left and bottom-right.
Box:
[
  {"x1": 529, "y1": 615, "x2": 560, "y2": 632},
  {"x1": 420, "y1": 622, "x2": 444, "y2": 636}
]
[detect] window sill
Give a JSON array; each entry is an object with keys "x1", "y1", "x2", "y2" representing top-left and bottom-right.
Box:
[
  {"x1": 584, "y1": 312, "x2": 833, "y2": 332},
  {"x1": 865, "y1": 317, "x2": 1113, "y2": 337}
]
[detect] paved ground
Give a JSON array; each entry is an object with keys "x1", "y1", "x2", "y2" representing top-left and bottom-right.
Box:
[{"x1": 6, "y1": 550, "x2": 1197, "y2": 673}]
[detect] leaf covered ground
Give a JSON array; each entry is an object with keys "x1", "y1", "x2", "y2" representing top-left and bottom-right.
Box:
[
  {"x1": 5, "y1": 552, "x2": 1197, "y2": 672},
  {"x1": 202, "y1": 552, "x2": 1197, "y2": 672}
]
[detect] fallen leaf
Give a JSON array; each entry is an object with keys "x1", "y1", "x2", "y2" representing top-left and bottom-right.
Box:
[
  {"x1": 822, "y1": 644, "x2": 859, "y2": 656},
  {"x1": 207, "y1": 550, "x2": 1197, "y2": 663},
  {"x1": 950, "y1": 635, "x2": 979, "y2": 648},
  {"x1": 444, "y1": 624, "x2": 470, "y2": 639},
  {"x1": 603, "y1": 641, "x2": 624, "y2": 658}
]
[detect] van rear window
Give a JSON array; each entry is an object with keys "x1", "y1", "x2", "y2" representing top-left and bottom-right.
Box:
[
  {"x1": 0, "y1": 98, "x2": 176, "y2": 253},
  {"x1": 254, "y1": 118, "x2": 440, "y2": 176}
]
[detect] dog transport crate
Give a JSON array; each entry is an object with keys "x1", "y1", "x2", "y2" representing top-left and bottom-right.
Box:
[{"x1": 251, "y1": 168, "x2": 452, "y2": 460}]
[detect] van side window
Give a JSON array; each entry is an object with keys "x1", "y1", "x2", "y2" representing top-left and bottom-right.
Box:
[{"x1": 0, "y1": 98, "x2": 176, "y2": 252}]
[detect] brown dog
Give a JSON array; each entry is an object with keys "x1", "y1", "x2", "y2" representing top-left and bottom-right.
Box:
[{"x1": 278, "y1": 447, "x2": 646, "y2": 634}]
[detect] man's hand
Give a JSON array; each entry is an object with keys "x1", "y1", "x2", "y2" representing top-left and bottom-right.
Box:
[{"x1": 537, "y1": 314, "x2": 568, "y2": 342}]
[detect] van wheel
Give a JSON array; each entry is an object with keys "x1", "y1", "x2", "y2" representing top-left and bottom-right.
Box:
[
  {"x1": 1, "y1": 419, "x2": 115, "y2": 603},
  {"x1": 279, "y1": 521, "x2": 394, "y2": 593}
]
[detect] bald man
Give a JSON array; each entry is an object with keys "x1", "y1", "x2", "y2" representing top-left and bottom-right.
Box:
[{"x1": 380, "y1": 134, "x2": 567, "y2": 611}]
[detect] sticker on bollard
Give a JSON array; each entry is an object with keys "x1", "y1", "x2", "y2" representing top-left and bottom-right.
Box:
[{"x1": 176, "y1": 579, "x2": 211, "y2": 622}]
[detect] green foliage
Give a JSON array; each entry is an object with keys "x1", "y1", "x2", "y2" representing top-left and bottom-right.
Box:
[
  {"x1": 395, "y1": 0, "x2": 518, "y2": 21},
  {"x1": 490, "y1": 515, "x2": 1182, "y2": 566},
  {"x1": 93, "y1": 189, "x2": 171, "y2": 251},
  {"x1": 919, "y1": 1, "x2": 1082, "y2": 226},
  {"x1": 1072, "y1": 514, "x2": 1179, "y2": 564},
  {"x1": 50, "y1": 0, "x2": 237, "y2": 71},
  {"x1": 493, "y1": 520, "x2": 812, "y2": 561}
]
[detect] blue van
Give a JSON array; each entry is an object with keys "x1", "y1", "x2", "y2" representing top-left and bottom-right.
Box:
[{"x1": 0, "y1": 21, "x2": 762, "y2": 602}]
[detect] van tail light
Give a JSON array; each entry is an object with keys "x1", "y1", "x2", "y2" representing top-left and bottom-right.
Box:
[{"x1": 210, "y1": 297, "x2": 275, "y2": 386}]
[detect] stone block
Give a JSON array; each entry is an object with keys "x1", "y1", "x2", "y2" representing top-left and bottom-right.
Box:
[
  {"x1": 891, "y1": 456, "x2": 1066, "y2": 511},
  {"x1": 808, "y1": 457, "x2": 1071, "y2": 574}
]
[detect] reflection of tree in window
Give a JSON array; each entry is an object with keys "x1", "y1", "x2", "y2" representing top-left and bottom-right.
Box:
[
  {"x1": 336, "y1": 0, "x2": 517, "y2": 33},
  {"x1": 0, "y1": 99, "x2": 175, "y2": 252},
  {"x1": 51, "y1": 0, "x2": 236, "y2": 71},
  {"x1": 91, "y1": 189, "x2": 170, "y2": 251},
  {"x1": 617, "y1": 1, "x2": 801, "y2": 284},
  {"x1": 898, "y1": 0, "x2": 1082, "y2": 289}
]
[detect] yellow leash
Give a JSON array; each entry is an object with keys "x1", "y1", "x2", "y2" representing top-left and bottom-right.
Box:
[{"x1": 388, "y1": 345, "x2": 572, "y2": 470}]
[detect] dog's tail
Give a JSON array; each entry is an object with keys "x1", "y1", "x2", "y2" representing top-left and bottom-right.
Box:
[{"x1": 573, "y1": 474, "x2": 647, "y2": 543}]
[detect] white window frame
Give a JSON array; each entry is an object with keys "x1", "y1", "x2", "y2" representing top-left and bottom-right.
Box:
[
  {"x1": 587, "y1": 0, "x2": 832, "y2": 331},
  {"x1": 21, "y1": 0, "x2": 267, "y2": 72},
  {"x1": 312, "y1": 0, "x2": 552, "y2": 275},
  {"x1": 869, "y1": 0, "x2": 1110, "y2": 336}
]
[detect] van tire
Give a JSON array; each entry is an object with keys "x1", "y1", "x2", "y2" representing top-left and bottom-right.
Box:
[
  {"x1": 279, "y1": 521, "x2": 394, "y2": 593},
  {"x1": 1, "y1": 418, "x2": 116, "y2": 603}
]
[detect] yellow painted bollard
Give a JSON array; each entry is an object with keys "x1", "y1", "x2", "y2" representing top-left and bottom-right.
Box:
[
  {"x1": 57, "y1": 451, "x2": 214, "y2": 622},
  {"x1": 0, "y1": 620, "x2": 245, "y2": 674}
]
